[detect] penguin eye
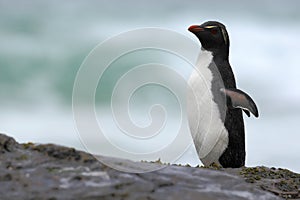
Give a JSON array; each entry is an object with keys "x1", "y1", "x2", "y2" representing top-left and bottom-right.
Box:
[{"x1": 210, "y1": 29, "x2": 218, "y2": 35}]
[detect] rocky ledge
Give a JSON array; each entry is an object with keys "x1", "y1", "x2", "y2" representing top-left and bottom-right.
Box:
[{"x1": 0, "y1": 133, "x2": 299, "y2": 200}]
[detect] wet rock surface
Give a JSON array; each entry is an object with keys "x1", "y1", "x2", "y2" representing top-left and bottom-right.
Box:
[{"x1": 0, "y1": 133, "x2": 298, "y2": 200}]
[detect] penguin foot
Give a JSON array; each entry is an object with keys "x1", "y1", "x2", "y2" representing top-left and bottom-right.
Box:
[{"x1": 204, "y1": 162, "x2": 223, "y2": 170}]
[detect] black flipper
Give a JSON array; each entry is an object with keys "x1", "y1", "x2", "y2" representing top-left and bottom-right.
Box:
[
  {"x1": 243, "y1": 109, "x2": 251, "y2": 117},
  {"x1": 220, "y1": 88, "x2": 259, "y2": 118}
]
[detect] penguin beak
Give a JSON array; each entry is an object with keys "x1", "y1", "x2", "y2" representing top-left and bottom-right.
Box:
[{"x1": 188, "y1": 25, "x2": 204, "y2": 33}]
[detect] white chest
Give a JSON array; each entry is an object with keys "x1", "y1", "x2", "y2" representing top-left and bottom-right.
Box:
[{"x1": 187, "y1": 50, "x2": 228, "y2": 166}]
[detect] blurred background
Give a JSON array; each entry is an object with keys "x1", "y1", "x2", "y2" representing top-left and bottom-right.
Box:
[{"x1": 0, "y1": 0, "x2": 299, "y2": 172}]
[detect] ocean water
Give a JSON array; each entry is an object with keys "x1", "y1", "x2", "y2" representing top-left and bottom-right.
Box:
[{"x1": 0, "y1": 0, "x2": 300, "y2": 172}]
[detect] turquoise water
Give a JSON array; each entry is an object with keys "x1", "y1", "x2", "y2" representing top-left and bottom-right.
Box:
[{"x1": 0, "y1": 0, "x2": 300, "y2": 172}]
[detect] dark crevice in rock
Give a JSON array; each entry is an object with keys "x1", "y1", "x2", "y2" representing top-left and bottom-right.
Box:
[{"x1": 0, "y1": 134, "x2": 18, "y2": 153}]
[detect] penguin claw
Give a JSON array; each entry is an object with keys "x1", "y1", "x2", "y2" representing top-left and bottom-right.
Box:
[{"x1": 220, "y1": 88, "x2": 259, "y2": 118}]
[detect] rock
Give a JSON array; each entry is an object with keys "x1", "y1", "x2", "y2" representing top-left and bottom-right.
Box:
[
  {"x1": 0, "y1": 133, "x2": 297, "y2": 200},
  {"x1": 237, "y1": 166, "x2": 300, "y2": 199},
  {"x1": 0, "y1": 134, "x2": 18, "y2": 153}
]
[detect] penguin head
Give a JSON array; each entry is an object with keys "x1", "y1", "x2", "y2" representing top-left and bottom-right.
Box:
[{"x1": 188, "y1": 21, "x2": 229, "y2": 54}]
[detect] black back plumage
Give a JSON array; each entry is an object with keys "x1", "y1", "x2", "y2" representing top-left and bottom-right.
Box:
[{"x1": 214, "y1": 54, "x2": 245, "y2": 168}]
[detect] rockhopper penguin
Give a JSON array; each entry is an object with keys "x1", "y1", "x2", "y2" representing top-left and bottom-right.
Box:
[{"x1": 187, "y1": 21, "x2": 259, "y2": 168}]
